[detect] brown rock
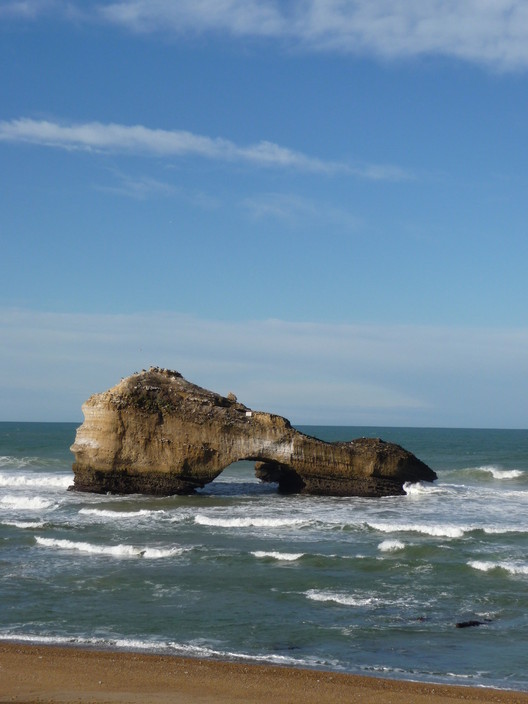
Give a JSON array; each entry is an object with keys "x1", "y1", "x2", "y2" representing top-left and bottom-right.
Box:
[{"x1": 70, "y1": 368, "x2": 437, "y2": 497}]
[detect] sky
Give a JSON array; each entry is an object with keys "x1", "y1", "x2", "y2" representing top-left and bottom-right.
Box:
[{"x1": 1, "y1": 0, "x2": 527, "y2": 427}]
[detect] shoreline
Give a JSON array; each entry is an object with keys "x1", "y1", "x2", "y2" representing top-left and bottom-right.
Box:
[{"x1": 2, "y1": 643, "x2": 528, "y2": 704}]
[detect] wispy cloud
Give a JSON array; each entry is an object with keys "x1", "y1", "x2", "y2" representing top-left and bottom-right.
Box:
[
  {"x1": 95, "y1": 170, "x2": 222, "y2": 208},
  {"x1": 94, "y1": 171, "x2": 182, "y2": 200},
  {"x1": 2, "y1": 308, "x2": 528, "y2": 426},
  {"x1": 0, "y1": 0, "x2": 84, "y2": 21},
  {"x1": 242, "y1": 192, "x2": 361, "y2": 230},
  {"x1": 0, "y1": 117, "x2": 410, "y2": 180},
  {"x1": 0, "y1": 0, "x2": 56, "y2": 19},
  {"x1": 97, "y1": 0, "x2": 528, "y2": 70},
  {"x1": 4, "y1": 1, "x2": 527, "y2": 70}
]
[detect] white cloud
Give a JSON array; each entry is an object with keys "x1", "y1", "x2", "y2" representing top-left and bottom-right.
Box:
[
  {"x1": 0, "y1": 0, "x2": 56, "y2": 19},
  {"x1": 98, "y1": 0, "x2": 285, "y2": 37},
  {"x1": 1, "y1": 308, "x2": 527, "y2": 427},
  {"x1": 0, "y1": 118, "x2": 339, "y2": 173},
  {"x1": 242, "y1": 192, "x2": 361, "y2": 230},
  {"x1": 0, "y1": 117, "x2": 411, "y2": 180},
  {"x1": 94, "y1": 172, "x2": 181, "y2": 200},
  {"x1": 0, "y1": 0, "x2": 84, "y2": 20},
  {"x1": 5, "y1": 1, "x2": 527, "y2": 69},
  {"x1": 96, "y1": 0, "x2": 528, "y2": 70}
]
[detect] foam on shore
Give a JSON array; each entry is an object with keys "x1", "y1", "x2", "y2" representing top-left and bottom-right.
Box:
[{"x1": 1, "y1": 643, "x2": 527, "y2": 704}]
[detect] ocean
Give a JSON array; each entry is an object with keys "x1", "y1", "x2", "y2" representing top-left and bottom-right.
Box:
[{"x1": 1, "y1": 422, "x2": 528, "y2": 690}]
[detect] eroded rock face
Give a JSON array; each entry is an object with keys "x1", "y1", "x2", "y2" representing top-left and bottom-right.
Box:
[{"x1": 70, "y1": 368, "x2": 437, "y2": 497}]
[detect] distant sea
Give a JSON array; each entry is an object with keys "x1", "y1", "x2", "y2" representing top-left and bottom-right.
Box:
[{"x1": 1, "y1": 422, "x2": 528, "y2": 690}]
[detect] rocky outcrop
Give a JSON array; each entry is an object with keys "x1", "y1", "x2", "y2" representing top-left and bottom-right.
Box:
[{"x1": 70, "y1": 368, "x2": 436, "y2": 497}]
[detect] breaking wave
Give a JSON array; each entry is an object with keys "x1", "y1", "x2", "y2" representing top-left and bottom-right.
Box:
[
  {"x1": 251, "y1": 551, "x2": 304, "y2": 561},
  {"x1": 378, "y1": 539, "x2": 405, "y2": 552},
  {"x1": 0, "y1": 456, "x2": 42, "y2": 468},
  {"x1": 34, "y1": 537, "x2": 185, "y2": 559},
  {"x1": 305, "y1": 589, "x2": 378, "y2": 607},
  {"x1": 1, "y1": 495, "x2": 56, "y2": 510},
  {"x1": 79, "y1": 508, "x2": 166, "y2": 519},
  {"x1": 367, "y1": 521, "x2": 465, "y2": 538},
  {"x1": 194, "y1": 515, "x2": 306, "y2": 529},
  {"x1": 0, "y1": 473, "x2": 71, "y2": 488},
  {"x1": 477, "y1": 466, "x2": 523, "y2": 480},
  {"x1": 468, "y1": 560, "x2": 528, "y2": 576},
  {"x1": 403, "y1": 481, "x2": 446, "y2": 496},
  {"x1": 3, "y1": 520, "x2": 46, "y2": 529},
  {"x1": 0, "y1": 632, "x2": 338, "y2": 670}
]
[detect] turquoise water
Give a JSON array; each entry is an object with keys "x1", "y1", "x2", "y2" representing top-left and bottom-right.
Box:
[{"x1": 1, "y1": 422, "x2": 528, "y2": 690}]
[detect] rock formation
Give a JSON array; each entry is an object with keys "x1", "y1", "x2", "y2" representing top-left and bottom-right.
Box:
[{"x1": 70, "y1": 368, "x2": 436, "y2": 497}]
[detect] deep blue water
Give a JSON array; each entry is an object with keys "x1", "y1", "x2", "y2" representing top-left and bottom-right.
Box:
[{"x1": 1, "y1": 422, "x2": 528, "y2": 690}]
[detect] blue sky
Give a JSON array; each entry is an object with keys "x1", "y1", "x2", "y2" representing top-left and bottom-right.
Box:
[{"x1": 1, "y1": 1, "x2": 527, "y2": 427}]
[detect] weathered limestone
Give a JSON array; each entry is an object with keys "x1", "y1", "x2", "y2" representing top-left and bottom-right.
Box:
[{"x1": 70, "y1": 368, "x2": 436, "y2": 497}]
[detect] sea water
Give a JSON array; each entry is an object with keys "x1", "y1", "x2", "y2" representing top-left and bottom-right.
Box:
[{"x1": 1, "y1": 422, "x2": 528, "y2": 690}]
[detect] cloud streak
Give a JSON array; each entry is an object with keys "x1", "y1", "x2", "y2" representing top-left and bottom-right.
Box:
[
  {"x1": 97, "y1": 0, "x2": 528, "y2": 70},
  {"x1": 0, "y1": 117, "x2": 410, "y2": 179},
  {"x1": 0, "y1": 0, "x2": 56, "y2": 19},
  {"x1": 5, "y1": 1, "x2": 527, "y2": 70},
  {"x1": 242, "y1": 192, "x2": 361, "y2": 230},
  {"x1": 2, "y1": 308, "x2": 527, "y2": 427}
]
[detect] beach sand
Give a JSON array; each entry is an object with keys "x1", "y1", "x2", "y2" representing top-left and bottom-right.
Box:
[{"x1": 2, "y1": 644, "x2": 528, "y2": 704}]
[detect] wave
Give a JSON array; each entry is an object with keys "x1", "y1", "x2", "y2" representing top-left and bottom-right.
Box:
[
  {"x1": 79, "y1": 508, "x2": 166, "y2": 519},
  {"x1": 482, "y1": 525, "x2": 528, "y2": 535},
  {"x1": 477, "y1": 466, "x2": 524, "y2": 480},
  {"x1": 168, "y1": 642, "x2": 336, "y2": 669},
  {"x1": 367, "y1": 521, "x2": 465, "y2": 538},
  {"x1": 0, "y1": 473, "x2": 71, "y2": 488},
  {"x1": 403, "y1": 481, "x2": 447, "y2": 496},
  {"x1": 447, "y1": 465, "x2": 526, "y2": 482},
  {"x1": 3, "y1": 520, "x2": 46, "y2": 529},
  {"x1": 251, "y1": 551, "x2": 304, "y2": 561},
  {"x1": 378, "y1": 539, "x2": 405, "y2": 552},
  {"x1": 0, "y1": 495, "x2": 56, "y2": 510},
  {"x1": 0, "y1": 632, "x2": 338, "y2": 670},
  {"x1": 0, "y1": 455, "x2": 41, "y2": 469},
  {"x1": 34, "y1": 537, "x2": 185, "y2": 559},
  {"x1": 194, "y1": 514, "x2": 306, "y2": 529},
  {"x1": 468, "y1": 560, "x2": 528, "y2": 576},
  {"x1": 305, "y1": 589, "x2": 378, "y2": 607},
  {"x1": 0, "y1": 455, "x2": 64, "y2": 469}
]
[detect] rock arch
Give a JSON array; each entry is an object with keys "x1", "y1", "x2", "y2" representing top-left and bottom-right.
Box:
[{"x1": 71, "y1": 368, "x2": 436, "y2": 497}]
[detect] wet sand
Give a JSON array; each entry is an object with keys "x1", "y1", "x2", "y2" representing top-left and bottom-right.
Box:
[{"x1": 2, "y1": 643, "x2": 528, "y2": 704}]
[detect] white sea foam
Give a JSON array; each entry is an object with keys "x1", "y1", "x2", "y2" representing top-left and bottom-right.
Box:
[
  {"x1": 251, "y1": 551, "x2": 304, "y2": 561},
  {"x1": 378, "y1": 539, "x2": 405, "y2": 552},
  {"x1": 79, "y1": 508, "x2": 165, "y2": 519},
  {"x1": 468, "y1": 560, "x2": 528, "y2": 575},
  {"x1": 0, "y1": 473, "x2": 71, "y2": 488},
  {"x1": 0, "y1": 456, "x2": 38, "y2": 468},
  {"x1": 1, "y1": 495, "x2": 55, "y2": 510},
  {"x1": 0, "y1": 633, "x2": 103, "y2": 647},
  {"x1": 367, "y1": 521, "x2": 465, "y2": 538},
  {"x1": 0, "y1": 633, "x2": 337, "y2": 670},
  {"x1": 478, "y1": 466, "x2": 523, "y2": 480},
  {"x1": 171, "y1": 641, "x2": 334, "y2": 669},
  {"x1": 35, "y1": 536, "x2": 184, "y2": 559},
  {"x1": 194, "y1": 514, "x2": 305, "y2": 528},
  {"x1": 403, "y1": 481, "x2": 445, "y2": 496},
  {"x1": 305, "y1": 589, "x2": 377, "y2": 607},
  {"x1": 482, "y1": 526, "x2": 528, "y2": 535},
  {"x1": 3, "y1": 520, "x2": 46, "y2": 529}
]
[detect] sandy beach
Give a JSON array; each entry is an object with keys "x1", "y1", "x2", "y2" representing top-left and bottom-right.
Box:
[{"x1": 2, "y1": 644, "x2": 528, "y2": 704}]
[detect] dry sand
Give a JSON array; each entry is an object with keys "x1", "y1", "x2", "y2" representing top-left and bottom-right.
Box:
[{"x1": 2, "y1": 643, "x2": 528, "y2": 704}]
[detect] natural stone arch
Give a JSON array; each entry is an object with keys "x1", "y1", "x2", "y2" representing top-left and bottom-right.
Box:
[{"x1": 71, "y1": 368, "x2": 436, "y2": 497}]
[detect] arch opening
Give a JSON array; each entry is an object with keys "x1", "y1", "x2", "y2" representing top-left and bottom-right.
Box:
[{"x1": 195, "y1": 457, "x2": 305, "y2": 496}]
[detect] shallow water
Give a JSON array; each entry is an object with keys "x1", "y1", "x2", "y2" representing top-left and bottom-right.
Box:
[{"x1": 1, "y1": 422, "x2": 528, "y2": 689}]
